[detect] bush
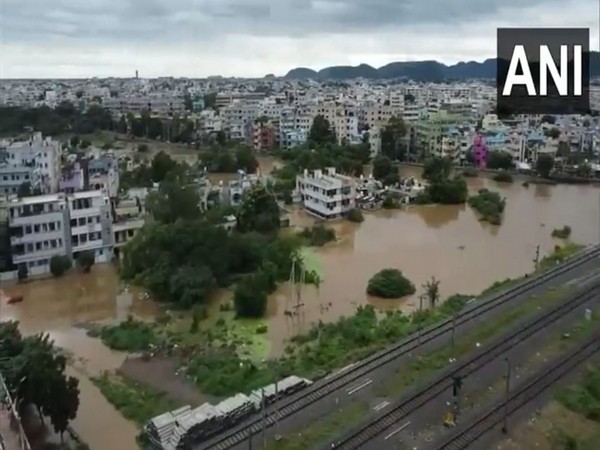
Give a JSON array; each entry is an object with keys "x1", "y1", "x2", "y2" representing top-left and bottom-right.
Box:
[
  {"x1": 493, "y1": 172, "x2": 513, "y2": 183},
  {"x1": 77, "y1": 251, "x2": 95, "y2": 273},
  {"x1": 50, "y1": 255, "x2": 71, "y2": 277},
  {"x1": 552, "y1": 225, "x2": 572, "y2": 239},
  {"x1": 462, "y1": 168, "x2": 478, "y2": 178},
  {"x1": 382, "y1": 195, "x2": 399, "y2": 209},
  {"x1": 297, "y1": 224, "x2": 336, "y2": 246},
  {"x1": 468, "y1": 189, "x2": 506, "y2": 225},
  {"x1": 17, "y1": 264, "x2": 28, "y2": 282},
  {"x1": 367, "y1": 269, "x2": 416, "y2": 299},
  {"x1": 346, "y1": 208, "x2": 364, "y2": 223},
  {"x1": 138, "y1": 144, "x2": 149, "y2": 153},
  {"x1": 100, "y1": 318, "x2": 158, "y2": 352},
  {"x1": 234, "y1": 272, "x2": 269, "y2": 318},
  {"x1": 255, "y1": 324, "x2": 268, "y2": 334}
]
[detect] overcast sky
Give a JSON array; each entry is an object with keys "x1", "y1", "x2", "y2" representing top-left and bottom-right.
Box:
[{"x1": 1, "y1": 0, "x2": 599, "y2": 79}]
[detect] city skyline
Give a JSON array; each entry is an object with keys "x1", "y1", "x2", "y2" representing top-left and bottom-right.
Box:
[{"x1": 1, "y1": 0, "x2": 599, "y2": 79}]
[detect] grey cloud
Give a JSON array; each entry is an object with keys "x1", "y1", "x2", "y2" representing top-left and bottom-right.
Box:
[{"x1": 0, "y1": 0, "x2": 581, "y2": 46}]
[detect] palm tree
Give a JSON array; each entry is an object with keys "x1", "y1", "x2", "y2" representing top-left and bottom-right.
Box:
[{"x1": 423, "y1": 276, "x2": 441, "y2": 309}]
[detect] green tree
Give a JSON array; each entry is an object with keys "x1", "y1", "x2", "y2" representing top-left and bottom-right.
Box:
[
  {"x1": 235, "y1": 146, "x2": 259, "y2": 173},
  {"x1": 234, "y1": 272, "x2": 269, "y2": 318},
  {"x1": 77, "y1": 251, "x2": 95, "y2": 273},
  {"x1": 372, "y1": 155, "x2": 396, "y2": 183},
  {"x1": 80, "y1": 139, "x2": 91, "y2": 149},
  {"x1": 367, "y1": 269, "x2": 415, "y2": 299},
  {"x1": 146, "y1": 175, "x2": 200, "y2": 224},
  {"x1": 116, "y1": 114, "x2": 128, "y2": 134},
  {"x1": 169, "y1": 265, "x2": 215, "y2": 308},
  {"x1": 70, "y1": 135, "x2": 80, "y2": 147},
  {"x1": 346, "y1": 208, "x2": 364, "y2": 223},
  {"x1": 236, "y1": 185, "x2": 280, "y2": 234},
  {"x1": 422, "y1": 157, "x2": 453, "y2": 182},
  {"x1": 48, "y1": 374, "x2": 80, "y2": 442},
  {"x1": 380, "y1": 116, "x2": 407, "y2": 160},
  {"x1": 486, "y1": 151, "x2": 514, "y2": 170},
  {"x1": 50, "y1": 255, "x2": 71, "y2": 277},
  {"x1": 308, "y1": 115, "x2": 335, "y2": 146},
  {"x1": 151, "y1": 151, "x2": 178, "y2": 182},
  {"x1": 536, "y1": 153, "x2": 555, "y2": 178},
  {"x1": 183, "y1": 93, "x2": 194, "y2": 111}
]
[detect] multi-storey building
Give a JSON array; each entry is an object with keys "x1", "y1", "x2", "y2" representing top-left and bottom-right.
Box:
[
  {"x1": 59, "y1": 162, "x2": 85, "y2": 194},
  {"x1": 250, "y1": 120, "x2": 277, "y2": 151},
  {"x1": 105, "y1": 95, "x2": 185, "y2": 118},
  {"x1": 87, "y1": 156, "x2": 120, "y2": 198},
  {"x1": 8, "y1": 194, "x2": 71, "y2": 276},
  {"x1": 68, "y1": 190, "x2": 113, "y2": 264},
  {"x1": 296, "y1": 168, "x2": 356, "y2": 220},
  {"x1": 0, "y1": 132, "x2": 61, "y2": 194}
]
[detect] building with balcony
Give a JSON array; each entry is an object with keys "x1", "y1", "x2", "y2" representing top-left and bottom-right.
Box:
[
  {"x1": 87, "y1": 156, "x2": 119, "y2": 198},
  {"x1": 59, "y1": 162, "x2": 85, "y2": 194},
  {"x1": 68, "y1": 190, "x2": 113, "y2": 264},
  {"x1": 0, "y1": 132, "x2": 61, "y2": 194},
  {"x1": 296, "y1": 168, "x2": 356, "y2": 220},
  {"x1": 8, "y1": 194, "x2": 70, "y2": 276}
]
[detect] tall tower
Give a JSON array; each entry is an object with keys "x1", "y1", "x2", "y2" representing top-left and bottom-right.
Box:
[{"x1": 135, "y1": 70, "x2": 139, "y2": 79}]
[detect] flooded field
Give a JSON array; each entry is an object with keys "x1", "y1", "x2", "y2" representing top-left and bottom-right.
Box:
[{"x1": 1, "y1": 160, "x2": 599, "y2": 449}]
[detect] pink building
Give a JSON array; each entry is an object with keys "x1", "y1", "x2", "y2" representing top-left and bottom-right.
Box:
[{"x1": 472, "y1": 134, "x2": 488, "y2": 168}]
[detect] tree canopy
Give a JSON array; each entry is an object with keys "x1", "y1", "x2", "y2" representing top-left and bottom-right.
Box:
[
  {"x1": 236, "y1": 184, "x2": 281, "y2": 234},
  {"x1": 367, "y1": 269, "x2": 416, "y2": 298},
  {"x1": 0, "y1": 323, "x2": 80, "y2": 441},
  {"x1": 536, "y1": 153, "x2": 555, "y2": 178},
  {"x1": 380, "y1": 116, "x2": 407, "y2": 161},
  {"x1": 308, "y1": 115, "x2": 336, "y2": 147}
]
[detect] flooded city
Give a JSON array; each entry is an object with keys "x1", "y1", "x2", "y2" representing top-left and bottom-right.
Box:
[{"x1": 1, "y1": 161, "x2": 599, "y2": 450}]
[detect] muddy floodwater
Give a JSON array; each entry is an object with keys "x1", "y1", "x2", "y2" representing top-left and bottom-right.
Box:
[
  {"x1": 1, "y1": 160, "x2": 599, "y2": 450},
  {"x1": 0, "y1": 265, "x2": 159, "y2": 450},
  {"x1": 264, "y1": 167, "x2": 600, "y2": 353}
]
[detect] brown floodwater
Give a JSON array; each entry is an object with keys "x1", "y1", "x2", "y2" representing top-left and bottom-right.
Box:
[
  {"x1": 264, "y1": 167, "x2": 600, "y2": 354},
  {"x1": 1, "y1": 160, "x2": 599, "y2": 450},
  {"x1": 0, "y1": 265, "x2": 159, "y2": 450}
]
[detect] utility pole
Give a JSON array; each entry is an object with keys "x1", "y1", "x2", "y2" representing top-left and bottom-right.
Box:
[
  {"x1": 451, "y1": 311, "x2": 457, "y2": 359},
  {"x1": 502, "y1": 358, "x2": 511, "y2": 434},
  {"x1": 452, "y1": 375, "x2": 462, "y2": 420},
  {"x1": 418, "y1": 293, "x2": 425, "y2": 347},
  {"x1": 261, "y1": 388, "x2": 266, "y2": 448},
  {"x1": 533, "y1": 245, "x2": 540, "y2": 271},
  {"x1": 248, "y1": 426, "x2": 253, "y2": 450}
]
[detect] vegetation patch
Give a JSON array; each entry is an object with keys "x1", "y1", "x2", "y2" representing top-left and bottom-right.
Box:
[
  {"x1": 346, "y1": 208, "x2": 364, "y2": 223},
  {"x1": 366, "y1": 269, "x2": 416, "y2": 298},
  {"x1": 552, "y1": 225, "x2": 572, "y2": 239},
  {"x1": 91, "y1": 372, "x2": 179, "y2": 426},
  {"x1": 468, "y1": 188, "x2": 506, "y2": 225},
  {"x1": 99, "y1": 317, "x2": 159, "y2": 352},
  {"x1": 492, "y1": 171, "x2": 514, "y2": 183},
  {"x1": 539, "y1": 243, "x2": 584, "y2": 271},
  {"x1": 462, "y1": 167, "x2": 478, "y2": 178},
  {"x1": 297, "y1": 224, "x2": 336, "y2": 247}
]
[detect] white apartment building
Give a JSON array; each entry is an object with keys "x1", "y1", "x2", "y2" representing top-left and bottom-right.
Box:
[
  {"x1": 8, "y1": 194, "x2": 70, "y2": 276},
  {"x1": 0, "y1": 132, "x2": 61, "y2": 194},
  {"x1": 87, "y1": 156, "x2": 120, "y2": 198},
  {"x1": 296, "y1": 168, "x2": 356, "y2": 220},
  {"x1": 105, "y1": 95, "x2": 184, "y2": 117},
  {"x1": 68, "y1": 190, "x2": 113, "y2": 264}
]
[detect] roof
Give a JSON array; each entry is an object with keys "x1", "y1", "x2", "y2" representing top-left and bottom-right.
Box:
[{"x1": 10, "y1": 193, "x2": 65, "y2": 206}]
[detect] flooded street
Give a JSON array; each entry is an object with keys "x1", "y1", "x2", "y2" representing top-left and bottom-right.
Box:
[
  {"x1": 0, "y1": 265, "x2": 159, "y2": 450},
  {"x1": 1, "y1": 160, "x2": 599, "y2": 449}
]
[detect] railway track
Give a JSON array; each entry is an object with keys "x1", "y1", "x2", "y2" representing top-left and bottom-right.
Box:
[
  {"x1": 198, "y1": 245, "x2": 600, "y2": 450},
  {"x1": 432, "y1": 329, "x2": 600, "y2": 450},
  {"x1": 325, "y1": 281, "x2": 600, "y2": 450}
]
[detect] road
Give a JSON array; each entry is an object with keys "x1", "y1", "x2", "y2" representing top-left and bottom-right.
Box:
[
  {"x1": 198, "y1": 248, "x2": 600, "y2": 450},
  {"x1": 358, "y1": 274, "x2": 600, "y2": 450}
]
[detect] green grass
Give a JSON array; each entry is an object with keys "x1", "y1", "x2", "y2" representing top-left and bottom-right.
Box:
[
  {"x1": 264, "y1": 403, "x2": 369, "y2": 450},
  {"x1": 265, "y1": 286, "x2": 572, "y2": 450},
  {"x1": 91, "y1": 372, "x2": 180, "y2": 426},
  {"x1": 98, "y1": 317, "x2": 159, "y2": 352}
]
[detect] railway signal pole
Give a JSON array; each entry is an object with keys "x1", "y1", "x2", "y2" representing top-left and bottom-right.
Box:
[{"x1": 502, "y1": 358, "x2": 511, "y2": 433}]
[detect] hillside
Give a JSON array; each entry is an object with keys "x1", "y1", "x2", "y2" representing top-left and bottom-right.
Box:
[{"x1": 282, "y1": 53, "x2": 600, "y2": 81}]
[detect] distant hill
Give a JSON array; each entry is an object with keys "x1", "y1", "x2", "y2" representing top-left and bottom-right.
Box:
[{"x1": 283, "y1": 52, "x2": 600, "y2": 81}]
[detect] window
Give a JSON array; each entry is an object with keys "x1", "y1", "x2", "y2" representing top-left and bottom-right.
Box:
[
  {"x1": 42, "y1": 223, "x2": 48, "y2": 232},
  {"x1": 70, "y1": 219, "x2": 77, "y2": 227},
  {"x1": 80, "y1": 234, "x2": 88, "y2": 244},
  {"x1": 78, "y1": 218, "x2": 86, "y2": 226},
  {"x1": 34, "y1": 224, "x2": 40, "y2": 233},
  {"x1": 51, "y1": 240, "x2": 57, "y2": 248},
  {"x1": 25, "y1": 225, "x2": 32, "y2": 234},
  {"x1": 87, "y1": 217, "x2": 94, "y2": 224},
  {"x1": 26, "y1": 243, "x2": 33, "y2": 252},
  {"x1": 49, "y1": 222, "x2": 55, "y2": 231},
  {"x1": 35, "y1": 242, "x2": 41, "y2": 251}
]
